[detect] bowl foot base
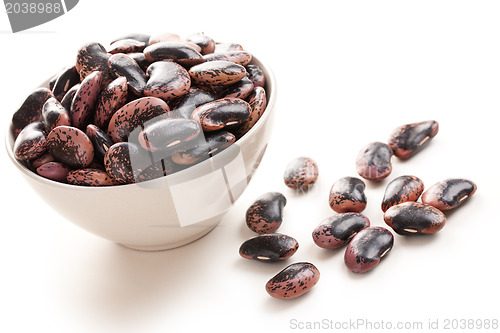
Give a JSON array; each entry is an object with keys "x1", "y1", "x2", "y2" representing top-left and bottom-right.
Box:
[{"x1": 118, "y1": 225, "x2": 218, "y2": 251}]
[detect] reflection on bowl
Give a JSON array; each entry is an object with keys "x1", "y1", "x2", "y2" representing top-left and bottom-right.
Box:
[{"x1": 6, "y1": 55, "x2": 277, "y2": 251}]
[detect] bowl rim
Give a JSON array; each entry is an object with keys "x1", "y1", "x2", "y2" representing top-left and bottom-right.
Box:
[{"x1": 5, "y1": 54, "x2": 277, "y2": 191}]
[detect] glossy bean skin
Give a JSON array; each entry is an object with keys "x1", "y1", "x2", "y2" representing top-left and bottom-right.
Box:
[
  {"x1": 219, "y1": 76, "x2": 254, "y2": 99},
  {"x1": 329, "y1": 177, "x2": 367, "y2": 213},
  {"x1": 139, "y1": 118, "x2": 202, "y2": 152},
  {"x1": 144, "y1": 61, "x2": 191, "y2": 101},
  {"x1": 104, "y1": 142, "x2": 138, "y2": 184},
  {"x1": 169, "y1": 87, "x2": 216, "y2": 119},
  {"x1": 11, "y1": 88, "x2": 54, "y2": 136},
  {"x1": 70, "y1": 71, "x2": 103, "y2": 129},
  {"x1": 312, "y1": 213, "x2": 370, "y2": 249},
  {"x1": 135, "y1": 159, "x2": 173, "y2": 182},
  {"x1": 356, "y1": 142, "x2": 393, "y2": 181},
  {"x1": 246, "y1": 192, "x2": 287, "y2": 234},
  {"x1": 108, "y1": 54, "x2": 147, "y2": 96},
  {"x1": 108, "y1": 39, "x2": 146, "y2": 54},
  {"x1": 127, "y1": 52, "x2": 151, "y2": 72},
  {"x1": 86, "y1": 124, "x2": 114, "y2": 162},
  {"x1": 381, "y1": 175, "x2": 424, "y2": 212},
  {"x1": 265, "y1": 262, "x2": 320, "y2": 299},
  {"x1": 185, "y1": 32, "x2": 215, "y2": 55},
  {"x1": 75, "y1": 42, "x2": 111, "y2": 81},
  {"x1": 111, "y1": 33, "x2": 150, "y2": 45},
  {"x1": 191, "y1": 98, "x2": 250, "y2": 131},
  {"x1": 41, "y1": 97, "x2": 71, "y2": 132},
  {"x1": 384, "y1": 202, "x2": 446, "y2": 235},
  {"x1": 107, "y1": 97, "x2": 170, "y2": 143},
  {"x1": 388, "y1": 120, "x2": 439, "y2": 159},
  {"x1": 60, "y1": 84, "x2": 80, "y2": 112},
  {"x1": 143, "y1": 42, "x2": 204, "y2": 65},
  {"x1": 31, "y1": 153, "x2": 54, "y2": 169},
  {"x1": 344, "y1": 227, "x2": 394, "y2": 273},
  {"x1": 67, "y1": 168, "x2": 116, "y2": 186},
  {"x1": 36, "y1": 162, "x2": 71, "y2": 183},
  {"x1": 202, "y1": 50, "x2": 252, "y2": 66},
  {"x1": 13, "y1": 122, "x2": 47, "y2": 161},
  {"x1": 421, "y1": 178, "x2": 477, "y2": 211},
  {"x1": 239, "y1": 234, "x2": 299, "y2": 262},
  {"x1": 51, "y1": 66, "x2": 80, "y2": 101},
  {"x1": 283, "y1": 157, "x2": 319, "y2": 191},
  {"x1": 46, "y1": 126, "x2": 94, "y2": 168},
  {"x1": 235, "y1": 86, "x2": 267, "y2": 137},
  {"x1": 189, "y1": 60, "x2": 247, "y2": 86},
  {"x1": 246, "y1": 64, "x2": 265, "y2": 88},
  {"x1": 171, "y1": 131, "x2": 235, "y2": 165},
  {"x1": 94, "y1": 77, "x2": 128, "y2": 128}
]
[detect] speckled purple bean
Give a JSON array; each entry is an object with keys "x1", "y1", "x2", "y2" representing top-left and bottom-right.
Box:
[
  {"x1": 51, "y1": 66, "x2": 80, "y2": 101},
  {"x1": 384, "y1": 202, "x2": 446, "y2": 235},
  {"x1": 46, "y1": 126, "x2": 94, "y2": 169},
  {"x1": 107, "y1": 97, "x2": 170, "y2": 143},
  {"x1": 191, "y1": 98, "x2": 250, "y2": 132},
  {"x1": 344, "y1": 227, "x2": 394, "y2": 273},
  {"x1": 11, "y1": 88, "x2": 55, "y2": 137},
  {"x1": 86, "y1": 124, "x2": 114, "y2": 162},
  {"x1": 421, "y1": 178, "x2": 477, "y2": 211},
  {"x1": 235, "y1": 86, "x2": 267, "y2": 137},
  {"x1": 13, "y1": 121, "x2": 47, "y2": 161},
  {"x1": 312, "y1": 213, "x2": 370, "y2": 249},
  {"x1": 171, "y1": 131, "x2": 235, "y2": 165},
  {"x1": 329, "y1": 177, "x2": 367, "y2": 213},
  {"x1": 246, "y1": 64, "x2": 265, "y2": 88},
  {"x1": 36, "y1": 162, "x2": 71, "y2": 183},
  {"x1": 382, "y1": 175, "x2": 424, "y2": 212},
  {"x1": 60, "y1": 84, "x2": 80, "y2": 112},
  {"x1": 41, "y1": 97, "x2": 71, "y2": 132},
  {"x1": 67, "y1": 168, "x2": 116, "y2": 186},
  {"x1": 202, "y1": 50, "x2": 252, "y2": 66},
  {"x1": 283, "y1": 156, "x2": 319, "y2": 191},
  {"x1": 30, "y1": 152, "x2": 54, "y2": 169},
  {"x1": 108, "y1": 39, "x2": 146, "y2": 54},
  {"x1": 139, "y1": 118, "x2": 202, "y2": 152},
  {"x1": 108, "y1": 54, "x2": 147, "y2": 96},
  {"x1": 75, "y1": 42, "x2": 111, "y2": 81},
  {"x1": 239, "y1": 233, "x2": 299, "y2": 262},
  {"x1": 188, "y1": 61, "x2": 247, "y2": 86},
  {"x1": 143, "y1": 41, "x2": 204, "y2": 65},
  {"x1": 356, "y1": 142, "x2": 393, "y2": 181},
  {"x1": 127, "y1": 52, "x2": 151, "y2": 72},
  {"x1": 388, "y1": 120, "x2": 439, "y2": 159},
  {"x1": 93, "y1": 77, "x2": 128, "y2": 129},
  {"x1": 70, "y1": 71, "x2": 103, "y2": 129},
  {"x1": 185, "y1": 32, "x2": 215, "y2": 55},
  {"x1": 246, "y1": 192, "x2": 287, "y2": 234},
  {"x1": 104, "y1": 142, "x2": 138, "y2": 184},
  {"x1": 265, "y1": 262, "x2": 320, "y2": 299},
  {"x1": 170, "y1": 87, "x2": 217, "y2": 119},
  {"x1": 144, "y1": 61, "x2": 191, "y2": 101}
]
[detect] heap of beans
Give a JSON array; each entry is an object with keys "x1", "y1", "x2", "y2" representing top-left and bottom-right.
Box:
[
  {"x1": 239, "y1": 120, "x2": 476, "y2": 300},
  {"x1": 11, "y1": 32, "x2": 268, "y2": 186}
]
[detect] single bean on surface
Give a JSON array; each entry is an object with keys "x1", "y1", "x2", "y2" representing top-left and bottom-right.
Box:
[
  {"x1": 383, "y1": 202, "x2": 446, "y2": 235},
  {"x1": 388, "y1": 120, "x2": 439, "y2": 159},
  {"x1": 239, "y1": 233, "x2": 299, "y2": 262},
  {"x1": 356, "y1": 142, "x2": 393, "y2": 181},
  {"x1": 246, "y1": 192, "x2": 287, "y2": 234},
  {"x1": 381, "y1": 175, "x2": 424, "y2": 212},
  {"x1": 265, "y1": 262, "x2": 320, "y2": 299},
  {"x1": 344, "y1": 227, "x2": 394, "y2": 273},
  {"x1": 421, "y1": 178, "x2": 477, "y2": 211},
  {"x1": 312, "y1": 213, "x2": 370, "y2": 249},
  {"x1": 329, "y1": 176, "x2": 367, "y2": 213},
  {"x1": 283, "y1": 157, "x2": 319, "y2": 191}
]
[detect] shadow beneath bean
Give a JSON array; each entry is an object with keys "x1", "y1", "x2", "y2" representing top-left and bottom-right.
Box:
[
  {"x1": 261, "y1": 284, "x2": 318, "y2": 312},
  {"x1": 365, "y1": 178, "x2": 389, "y2": 190},
  {"x1": 310, "y1": 243, "x2": 346, "y2": 262},
  {"x1": 232, "y1": 255, "x2": 290, "y2": 275},
  {"x1": 442, "y1": 196, "x2": 477, "y2": 220},
  {"x1": 395, "y1": 232, "x2": 441, "y2": 247}
]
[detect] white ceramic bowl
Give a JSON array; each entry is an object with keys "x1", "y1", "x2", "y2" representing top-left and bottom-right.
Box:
[{"x1": 6, "y1": 56, "x2": 277, "y2": 251}]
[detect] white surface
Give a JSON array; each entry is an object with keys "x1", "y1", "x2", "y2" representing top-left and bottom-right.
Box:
[{"x1": 1, "y1": 1, "x2": 498, "y2": 332}]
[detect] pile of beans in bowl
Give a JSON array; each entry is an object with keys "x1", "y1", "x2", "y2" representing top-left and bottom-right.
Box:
[{"x1": 11, "y1": 32, "x2": 267, "y2": 186}]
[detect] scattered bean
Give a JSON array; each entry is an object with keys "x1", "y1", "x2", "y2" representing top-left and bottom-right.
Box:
[
  {"x1": 265, "y1": 262, "x2": 320, "y2": 299},
  {"x1": 283, "y1": 157, "x2": 319, "y2": 191},
  {"x1": 239, "y1": 233, "x2": 299, "y2": 262},
  {"x1": 312, "y1": 213, "x2": 370, "y2": 249},
  {"x1": 388, "y1": 120, "x2": 439, "y2": 159},
  {"x1": 356, "y1": 142, "x2": 393, "y2": 181},
  {"x1": 421, "y1": 178, "x2": 477, "y2": 211},
  {"x1": 246, "y1": 192, "x2": 287, "y2": 234},
  {"x1": 344, "y1": 227, "x2": 394, "y2": 273},
  {"x1": 329, "y1": 176, "x2": 367, "y2": 213},
  {"x1": 384, "y1": 202, "x2": 446, "y2": 235},
  {"x1": 381, "y1": 175, "x2": 424, "y2": 212}
]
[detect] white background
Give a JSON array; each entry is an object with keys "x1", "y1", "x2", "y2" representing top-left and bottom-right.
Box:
[{"x1": 1, "y1": 1, "x2": 498, "y2": 332}]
